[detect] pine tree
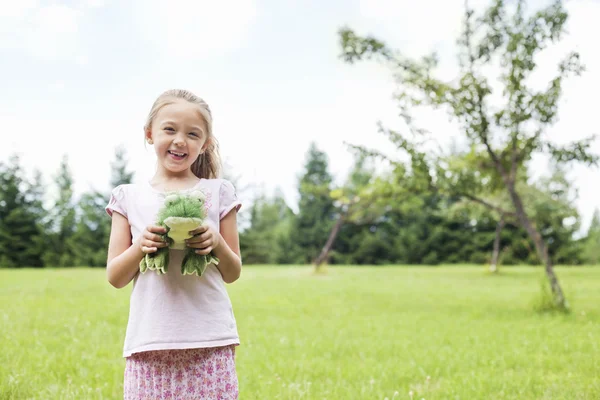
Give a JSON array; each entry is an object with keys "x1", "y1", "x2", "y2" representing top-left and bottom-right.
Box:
[
  {"x1": 583, "y1": 210, "x2": 600, "y2": 265},
  {"x1": 0, "y1": 155, "x2": 45, "y2": 267},
  {"x1": 110, "y1": 145, "x2": 134, "y2": 188},
  {"x1": 43, "y1": 155, "x2": 76, "y2": 267},
  {"x1": 290, "y1": 143, "x2": 336, "y2": 264},
  {"x1": 66, "y1": 146, "x2": 136, "y2": 267}
]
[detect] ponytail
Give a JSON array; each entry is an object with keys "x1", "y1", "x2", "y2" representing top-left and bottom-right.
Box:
[{"x1": 191, "y1": 139, "x2": 221, "y2": 179}]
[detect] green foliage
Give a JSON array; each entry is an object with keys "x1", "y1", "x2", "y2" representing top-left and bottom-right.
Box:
[
  {"x1": 582, "y1": 210, "x2": 600, "y2": 265},
  {"x1": 338, "y1": 0, "x2": 599, "y2": 309},
  {"x1": 42, "y1": 155, "x2": 77, "y2": 267},
  {"x1": 110, "y1": 145, "x2": 134, "y2": 188},
  {"x1": 66, "y1": 191, "x2": 113, "y2": 267},
  {"x1": 239, "y1": 189, "x2": 297, "y2": 265},
  {"x1": 0, "y1": 138, "x2": 594, "y2": 269},
  {"x1": 0, "y1": 155, "x2": 45, "y2": 267},
  {"x1": 289, "y1": 142, "x2": 336, "y2": 264}
]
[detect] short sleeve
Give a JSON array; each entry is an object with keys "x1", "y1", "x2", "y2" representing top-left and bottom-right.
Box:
[
  {"x1": 219, "y1": 179, "x2": 242, "y2": 220},
  {"x1": 105, "y1": 185, "x2": 128, "y2": 218}
]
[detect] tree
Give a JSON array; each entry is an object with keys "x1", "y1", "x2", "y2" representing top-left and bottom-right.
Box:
[
  {"x1": 43, "y1": 155, "x2": 77, "y2": 266},
  {"x1": 339, "y1": 0, "x2": 597, "y2": 309},
  {"x1": 582, "y1": 210, "x2": 600, "y2": 265},
  {"x1": 290, "y1": 142, "x2": 336, "y2": 264},
  {"x1": 239, "y1": 188, "x2": 296, "y2": 265},
  {"x1": 110, "y1": 145, "x2": 134, "y2": 188},
  {"x1": 67, "y1": 190, "x2": 112, "y2": 266},
  {"x1": 0, "y1": 155, "x2": 45, "y2": 267},
  {"x1": 313, "y1": 153, "x2": 376, "y2": 269},
  {"x1": 66, "y1": 146, "x2": 136, "y2": 267}
]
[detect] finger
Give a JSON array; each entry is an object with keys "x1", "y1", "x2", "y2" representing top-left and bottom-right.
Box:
[
  {"x1": 189, "y1": 225, "x2": 209, "y2": 236},
  {"x1": 186, "y1": 232, "x2": 211, "y2": 244},
  {"x1": 147, "y1": 225, "x2": 167, "y2": 234},
  {"x1": 186, "y1": 238, "x2": 212, "y2": 249},
  {"x1": 145, "y1": 232, "x2": 166, "y2": 243},
  {"x1": 196, "y1": 246, "x2": 212, "y2": 255},
  {"x1": 142, "y1": 246, "x2": 157, "y2": 253},
  {"x1": 143, "y1": 239, "x2": 168, "y2": 248}
]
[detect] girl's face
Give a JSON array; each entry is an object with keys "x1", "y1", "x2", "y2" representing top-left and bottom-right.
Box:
[{"x1": 147, "y1": 99, "x2": 209, "y2": 176}]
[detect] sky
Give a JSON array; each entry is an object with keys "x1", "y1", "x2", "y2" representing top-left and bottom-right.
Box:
[{"x1": 1, "y1": 0, "x2": 599, "y2": 231}]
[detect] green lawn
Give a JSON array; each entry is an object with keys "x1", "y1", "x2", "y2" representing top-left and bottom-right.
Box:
[{"x1": 1, "y1": 266, "x2": 599, "y2": 399}]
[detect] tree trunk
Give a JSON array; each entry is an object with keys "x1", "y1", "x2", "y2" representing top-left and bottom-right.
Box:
[
  {"x1": 490, "y1": 215, "x2": 505, "y2": 273},
  {"x1": 314, "y1": 212, "x2": 346, "y2": 271},
  {"x1": 506, "y1": 184, "x2": 567, "y2": 309}
]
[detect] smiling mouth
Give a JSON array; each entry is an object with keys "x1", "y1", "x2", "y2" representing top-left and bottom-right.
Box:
[{"x1": 168, "y1": 150, "x2": 187, "y2": 159}]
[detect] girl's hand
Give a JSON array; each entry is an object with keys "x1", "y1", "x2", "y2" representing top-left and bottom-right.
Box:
[
  {"x1": 138, "y1": 225, "x2": 168, "y2": 254},
  {"x1": 186, "y1": 224, "x2": 221, "y2": 255}
]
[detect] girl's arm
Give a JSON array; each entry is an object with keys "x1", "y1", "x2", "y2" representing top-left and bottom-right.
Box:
[
  {"x1": 106, "y1": 212, "x2": 142, "y2": 288},
  {"x1": 212, "y1": 210, "x2": 242, "y2": 284},
  {"x1": 106, "y1": 213, "x2": 167, "y2": 288}
]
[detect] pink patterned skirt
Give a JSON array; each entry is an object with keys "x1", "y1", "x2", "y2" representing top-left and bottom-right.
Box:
[{"x1": 123, "y1": 345, "x2": 238, "y2": 399}]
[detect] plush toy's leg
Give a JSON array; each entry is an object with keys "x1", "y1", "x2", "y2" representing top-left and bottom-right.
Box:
[
  {"x1": 207, "y1": 253, "x2": 220, "y2": 267},
  {"x1": 139, "y1": 256, "x2": 148, "y2": 273},
  {"x1": 181, "y1": 249, "x2": 208, "y2": 276},
  {"x1": 152, "y1": 246, "x2": 170, "y2": 274},
  {"x1": 138, "y1": 227, "x2": 171, "y2": 275}
]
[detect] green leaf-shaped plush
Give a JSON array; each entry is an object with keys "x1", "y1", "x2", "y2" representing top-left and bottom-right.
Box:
[{"x1": 140, "y1": 190, "x2": 219, "y2": 276}]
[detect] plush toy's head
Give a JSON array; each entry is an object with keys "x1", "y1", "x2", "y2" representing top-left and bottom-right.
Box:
[{"x1": 157, "y1": 190, "x2": 207, "y2": 250}]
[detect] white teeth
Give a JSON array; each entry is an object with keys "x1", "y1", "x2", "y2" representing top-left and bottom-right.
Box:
[{"x1": 168, "y1": 150, "x2": 186, "y2": 157}]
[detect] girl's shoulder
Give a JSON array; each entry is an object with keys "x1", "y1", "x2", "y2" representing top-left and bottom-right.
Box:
[
  {"x1": 107, "y1": 182, "x2": 155, "y2": 207},
  {"x1": 109, "y1": 182, "x2": 149, "y2": 198},
  {"x1": 200, "y1": 178, "x2": 238, "y2": 192}
]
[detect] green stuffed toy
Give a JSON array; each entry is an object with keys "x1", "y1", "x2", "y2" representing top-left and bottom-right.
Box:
[{"x1": 140, "y1": 190, "x2": 219, "y2": 276}]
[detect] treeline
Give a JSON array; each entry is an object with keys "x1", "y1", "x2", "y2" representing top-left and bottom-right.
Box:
[
  {"x1": 240, "y1": 143, "x2": 600, "y2": 266},
  {"x1": 0, "y1": 147, "x2": 132, "y2": 268},
  {"x1": 1, "y1": 142, "x2": 599, "y2": 268}
]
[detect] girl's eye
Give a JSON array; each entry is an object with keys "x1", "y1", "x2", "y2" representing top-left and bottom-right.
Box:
[
  {"x1": 189, "y1": 132, "x2": 198, "y2": 137},
  {"x1": 164, "y1": 127, "x2": 175, "y2": 132}
]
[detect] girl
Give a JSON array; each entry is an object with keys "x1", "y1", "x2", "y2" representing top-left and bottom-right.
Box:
[{"x1": 105, "y1": 89, "x2": 242, "y2": 399}]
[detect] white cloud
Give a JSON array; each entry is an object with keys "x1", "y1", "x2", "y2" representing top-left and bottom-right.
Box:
[
  {"x1": 133, "y1": 0, "x2": 257, "y2": 60},
  {"x1": 0, "y1": 0, "x2": 39, "y2": 18},
  {"x1": 1, "y1": 0, "x2": 598, "y2": 234},
  {"x1": 85, "y1": 0, "x2": 107, "y2": 8},
  {"x1": 0, "y1": 3, "x2": 82, "y2": 61}
]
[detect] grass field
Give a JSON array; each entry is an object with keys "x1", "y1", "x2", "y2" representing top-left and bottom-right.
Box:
[{"x1": 1, "y1": 265, "x2": 599, "y2": 399}]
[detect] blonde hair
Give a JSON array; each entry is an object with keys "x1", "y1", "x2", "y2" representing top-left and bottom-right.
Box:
[{"x1": 144, "y1": 89, "x2": 221, "y2": 179}]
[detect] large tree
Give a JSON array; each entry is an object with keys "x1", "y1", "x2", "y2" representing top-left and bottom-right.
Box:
[
  {"x1": 67, "y1": 145, "x2": 136, "y2": 267},
  {"x1": 582, "y1": 210, "x2": 600, "y2": 265},
  {"x1": 43, "y1": 155, "x2": 77, "y2": 266},
  {"x1": 290, "y1": 142, "x2": 336, "y2": 264},
  {"x1": 313, "y1": 153, "x2": 376, "y2": 269},
  {"x1": 0, "y1": 156, "x2": 45, "y2": 267},
  {"x1": 339, "y1": 0, "x2": 597, "y2": 309},
  {"x1": 110, "y1": 144, "x2": 134, "y2": 188}
]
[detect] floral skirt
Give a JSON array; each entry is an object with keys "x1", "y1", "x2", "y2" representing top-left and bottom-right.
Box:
[{"x1": 123, "y1": 345, "x2": 238, "y2": 400}]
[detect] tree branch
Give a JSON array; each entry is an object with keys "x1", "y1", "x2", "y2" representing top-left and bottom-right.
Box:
[
  {"x1": 344, "y1": 143, "x2": 404, "y2": 169},
  {"x1": 509, "y1": 129, "x2": 519, "y2": 184},
  {"x1": 459, "y1": 192, "x2": 516, "y2": 217},
  {"x1": 546, "y1": 135, "x2": 599, "y2": 166},
  {"x1": 479, "y1": 131, "x2": 507, "y2": 179}
]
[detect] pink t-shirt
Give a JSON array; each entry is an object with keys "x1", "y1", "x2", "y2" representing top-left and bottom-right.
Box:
[{"x1": 105, "y1": 178, "x2": 242, "y2": 358}]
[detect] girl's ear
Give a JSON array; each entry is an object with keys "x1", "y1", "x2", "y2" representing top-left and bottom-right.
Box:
[
  {"x1": 201, "y1": 138, "x2": 211, "y2": 153},
  {"x1": 145, "y1": 127, "x2": 153, "y2": 144}
]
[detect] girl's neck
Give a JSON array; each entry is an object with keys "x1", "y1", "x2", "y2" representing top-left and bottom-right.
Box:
[{"x1": 150, "y1": 170, "x2": 201, "y2": 192}]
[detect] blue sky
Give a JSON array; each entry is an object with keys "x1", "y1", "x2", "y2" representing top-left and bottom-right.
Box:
[{"x1": 1, "y1": 0, "x2": 599, "y2": 232}]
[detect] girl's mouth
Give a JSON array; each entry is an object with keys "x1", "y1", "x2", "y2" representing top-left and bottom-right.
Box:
[{"x1": 168, "y1": 150, "x2": 187, "y2": 160}]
